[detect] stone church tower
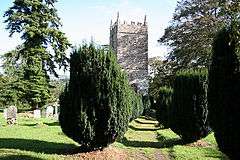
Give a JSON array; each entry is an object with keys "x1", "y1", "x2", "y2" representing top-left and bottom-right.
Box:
[{"x1": 110, "y1": 13, "x2": 148, "y2": 94}]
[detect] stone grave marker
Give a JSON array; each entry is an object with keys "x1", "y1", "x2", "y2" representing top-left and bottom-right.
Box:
[
  {"x1": 3, "y1": 108, "x2": 7, "y2": 119},
  {"x1": 6, "y1": 106, "x2": 17, "y2": 125},
  {"x1": 46, "y1": 106, "x2": 54, "y2": 118},
  {"x1": 54, "y1": 105, "x2": 59, "y2": 120},
  {"x1": 33, "y1": 109, "x2": 41, "y2": 118},
  {"x1": 54, "y1": 105, "x2": 58, "y2": 115}
]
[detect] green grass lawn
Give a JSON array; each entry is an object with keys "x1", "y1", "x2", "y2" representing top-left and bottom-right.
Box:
[
  {"x1": 114, "y1": 116, "x2": 228, "y2": 160},
  {"x1": 0, "y1": 113, "x2": 228, "y2": 160},
  {"x1": 0, "y1": 113, "x2": 79, "y2": 160}
]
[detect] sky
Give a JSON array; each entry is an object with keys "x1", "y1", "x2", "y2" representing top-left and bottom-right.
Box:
[{"x1": 0, "y1": 0, "x2": 178, "y2": 75}]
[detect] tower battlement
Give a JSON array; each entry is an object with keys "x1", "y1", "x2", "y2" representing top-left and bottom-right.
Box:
[
  {"x1": 109, "y1": 13, "x2": 148, "y2": 94},
  {"x1": 110, "y1": 14, "x2": 147, "y2": 33},
  {"x1": 111, "y1": 20, "x2": 147, "y2": 27}
]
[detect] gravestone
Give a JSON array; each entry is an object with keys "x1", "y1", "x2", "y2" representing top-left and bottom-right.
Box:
[
  {"x1": 54, "y1": 105, "x2": 57, "y2": 113},
  {"x1": 6, "y1": 106, "x2": 17, "y2": 125},
  {"x1": 3, "y1": 108, "x2": 7, "y2": 119},
  {"x1": 46, "y1": 106, "x2": 54, "y2": 118},
  {"x1": 53, "y1": 105, "x2": 59, "y2": 120},
  {"x1": 33, "y1": 109, "x2": 41, "y2": 119}
]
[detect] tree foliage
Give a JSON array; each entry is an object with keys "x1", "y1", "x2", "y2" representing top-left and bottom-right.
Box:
[
  {"x1": 3, "y1": 0, "x2": 71, "y2": 109},
  {"x1": 159, "y1": 0, "x2": 240, "y2": 69},
  {"x1": 59, "y1": 44, "x2": 139, "y2": 150},
  {"x1": 130, "y1": 91, "x2": 144, "y2": 121},
  {"x1": 0, "y1": 75, "x2": 30, "y2": 110},
  {"x1": 155, "y1": 86, "x2": 173, "y2": 128},
  {"x1": 23, "y1": 56, "x2": 50, "y2": 109},
  {"x1": 208, "y1": 22, "x2": 240, "y2": 160},
  {"x1": 48, "y1": 79, "x2": 67, "y2": 104},
  {"x1": 170, "y1": 69, "x2": 210, "y2": 143},
  {"x1": 3, "y1": 0, "x2": 71, "y2": 76},
  {"x1": 1, "y1": 46, "x2": 51, "y2": 109},
  {"x1": 149, "y1": 59, "x2": 174, "y2": 100}
]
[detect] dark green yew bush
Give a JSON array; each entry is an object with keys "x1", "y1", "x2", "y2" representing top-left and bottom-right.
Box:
[
  {"x1": 156, "y1": 86, "x2": 173, "y2": 128},
  {"x1": 59, "y1": 44, "x2": 134, "y2": 150},
  {"x1": 142, "y1": 95, "x2": 151, "y2": 116},
  {"x1": 208, "y1": 23, "x2": 240, "y2": 160},
  {"x1": 170, "y1": 69, "x2": 211, "y2": 143},
  {"x1": 129, "y1": 90, "x2": 144, "y2": 121}
]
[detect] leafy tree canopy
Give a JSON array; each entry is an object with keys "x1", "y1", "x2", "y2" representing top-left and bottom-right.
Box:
[
  {"x1": 149, "y1": 59, "x2": 174, "y2": 99},
  {"x1": 159, "y1": 0, "x2": 240, "y2": 69}
]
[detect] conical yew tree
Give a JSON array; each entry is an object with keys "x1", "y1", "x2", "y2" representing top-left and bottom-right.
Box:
[
  {"x1": 208, "y1": 22, "x2": 240, "y2": 160},
  {"x1": 59, "y1": 44, "x2": 136, "y2": 150},
  {"x1": 156, "y1": 86, "x2": 173, "y2": 128},
  {"x1": 170, "y1": 69, "x2": 210, "y2": 143}
]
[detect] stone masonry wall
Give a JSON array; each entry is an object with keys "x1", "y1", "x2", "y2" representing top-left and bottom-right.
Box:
[{"x1": 110, "y1": 20, "x2": 148, "y2": 94}]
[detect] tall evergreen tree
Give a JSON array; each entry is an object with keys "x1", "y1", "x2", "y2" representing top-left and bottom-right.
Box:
[
  {"x1": 23, "y1": 55, "x2": 50, "y2": 109},
  {"x1": 60, "y1": 44, "x2": 134, "y2": 150},
  {"x1": 170, "y1": 69, "x2": 210, "y2": 143},
  {"x1": 156, "y1": 86, "x2": 173, "y2": 128},
  {"x1": 208, "y1": 21, "x2": 240, "y2": 160},
  {"x1": 3, "y1": 0, "x2": 71, "y2": 109}
]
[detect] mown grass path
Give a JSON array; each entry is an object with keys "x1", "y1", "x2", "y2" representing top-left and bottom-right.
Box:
[
  {"x1": 114, "y1": 116, "x2": 166, "y2": 159},
  {"x1": 114, "y1": 116, "x2": 228, "y2": 160}
]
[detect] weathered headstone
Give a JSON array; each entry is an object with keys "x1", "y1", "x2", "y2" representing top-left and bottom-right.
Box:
[
  {"x1": 46, "y1": 106, "x2": 54, "y2": 118},
  {"x1": 54, "y1": 105, "x2": 59, "y2": 120},
  {"x1": 54, "y1": 113, "x2": 59, "y2": 121},
  {"x1": 54, "y1": 105, "x2": 59, "y2": 114},
  {"x1": 33, "y1": 109, "x2": 41, "y2": 119},
  {"x1": 6, "y1": 106, "x2": 17, "y2": 125},
  {"x1": 3, "y1": 108, "x2": 7, "y2": 119}
]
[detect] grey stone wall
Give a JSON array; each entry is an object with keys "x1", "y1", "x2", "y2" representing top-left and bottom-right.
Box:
[{"x1": 110, "y1": 19, "x2": 148, "y2": 94}]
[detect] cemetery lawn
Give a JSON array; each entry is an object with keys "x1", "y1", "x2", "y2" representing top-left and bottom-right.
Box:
[{"x1": 0, "y1": 113, "x2": 228, "y2": 160}]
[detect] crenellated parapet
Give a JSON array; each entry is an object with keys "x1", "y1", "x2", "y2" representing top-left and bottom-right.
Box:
[{"x1": 110, "y1": 14, "x2": 147, "y2": 34}]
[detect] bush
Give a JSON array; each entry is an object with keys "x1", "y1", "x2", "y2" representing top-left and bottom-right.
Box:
[
  {"x1": 208, "y1": 23, "x2": 240, "y2": 160},
  {"x1": 129, "y1": 91, "x2": 144, "y2": 121},
  {"x1": 170, "y1": 69, "x2": 211, "y2": 143},
  {"x1": 142, "y1": 95, "x2": 151, "y2": 115},
  {"x1": 156, "y1": 86, "x2": 173, "y2": 128},
  {"x1": 59, "y1": 44, "x2": 133, "y2": 150}
]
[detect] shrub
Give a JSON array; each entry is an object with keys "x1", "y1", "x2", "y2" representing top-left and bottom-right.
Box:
[
  {"x1": 59, "y1": 44, "x2": 132, "y2": 150},
  {"x1": 156, "y1": 86, "x2": 173, "y2": 128},
  {"x1": 208, "y1": 23, "x2": 240, "y2": 160},
  {"x1": 170, "y1": 69, "x2": 211, "y2": 143},
  {"x1": 129, "y1": 91, "x2": 144, "y2": 121},
  {"x1": 142, "y1": 95, "x2": 151, "y2": 115}
]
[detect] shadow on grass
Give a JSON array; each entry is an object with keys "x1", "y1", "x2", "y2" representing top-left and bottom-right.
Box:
[
  {"x1": 43, "y1": 122, "x2": 59, "y2": 126},
  {"x1": 19, "y1": 123, "x2": 37, "y2": 127},
  {"x1": 134, "y1": 119, "x2": 158, "y2": 125},
  {"x1": 19, "y1": 122, "x2": 59, "y2": 127},
  {"x1": 205, "y1": 154, "x2": 229, "y2": 160},
  {"x1": 120, "y1": 134, "x2": 183, "y2": 149},
  {"x1": 0, "y1": 155, "x2": 44, "y2": 160},
  {"x1": 139, "y1": 116, "x2": 156, "y2": 121},
  {"x1": 0, "y1": 138, "x2": 78, "y2": 155},
  {"x1": 129, "y1": 125, "x2": 160, "y2": 131}
]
